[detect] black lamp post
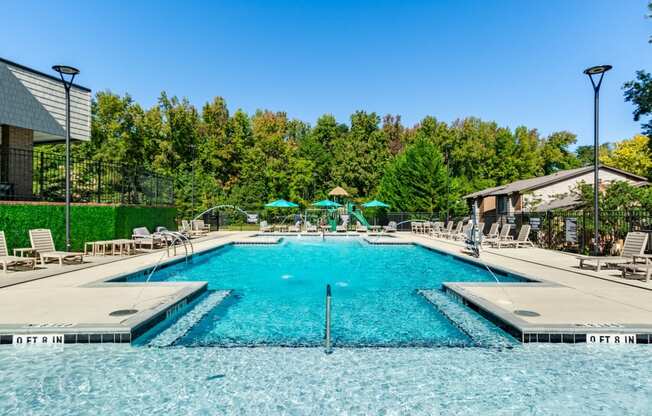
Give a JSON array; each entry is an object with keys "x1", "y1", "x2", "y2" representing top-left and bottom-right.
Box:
[
  {"x1": 190, "y1": 142, "x2": 196, "y2": 219},
  {"x1": 583, "y1": 64, "x2": 612, "y2": 256},
  {"x1": 52, "y1": 64, "x2": 80, "y2": 252}
]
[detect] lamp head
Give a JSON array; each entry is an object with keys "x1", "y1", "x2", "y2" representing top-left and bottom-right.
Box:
[
  {"x1": 583, "y1": 65, "x2": 612, "y2": 75},
  {"x1": 52, "y1": 65, "x2": 80, "y2": 76}
]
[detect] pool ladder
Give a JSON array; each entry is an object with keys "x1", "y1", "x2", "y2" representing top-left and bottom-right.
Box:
[{"x1": 324, "y1": 284, "x2": 333, "y2": 354}]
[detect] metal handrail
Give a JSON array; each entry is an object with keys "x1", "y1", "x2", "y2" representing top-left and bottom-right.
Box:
[
  {"x1": 161, "y1": 231, "x2": 194, "y2": 263},
  {"x1": 324, "y1": 284, "x2": 332, "y2": 354}
]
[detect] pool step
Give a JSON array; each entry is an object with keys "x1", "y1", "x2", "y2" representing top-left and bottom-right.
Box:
[
  {"x1": 148, "y1": 290, "x2": 231, "y2": 347},
  {"x1": 418, "y1": 289, "x2": 516, "y2": 348}
]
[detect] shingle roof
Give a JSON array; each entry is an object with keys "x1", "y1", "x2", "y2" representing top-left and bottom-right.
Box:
[{"x1": 464, "y1": 165, "x2": 649, "y2": 199}]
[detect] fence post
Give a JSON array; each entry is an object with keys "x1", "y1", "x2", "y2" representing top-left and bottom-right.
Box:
[
  {"x1": 38, "y1": 151, "x2": 44, "y2": 198},
  {"x1": 581, "y1": 210, "x2": 586, "y2": 254},
  {"x1": 96, "y1": 162, "x2": 102, "y2": 204},
  {"x1": 546, "y1": 210, "x2": 552, "y2": 249}
]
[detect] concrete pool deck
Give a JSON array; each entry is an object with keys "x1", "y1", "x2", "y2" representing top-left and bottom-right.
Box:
[
  {"x1": 401, "y1": 233, "x2": 652, "y2": 343},
  {"x1": 0, "y1": 232, "x2": 249, "y2": 343},
  {"x1": 1, "y1": 231, "x2": 651, "y2": 344}
]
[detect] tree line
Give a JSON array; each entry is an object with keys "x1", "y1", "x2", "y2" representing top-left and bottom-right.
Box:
[{"x1": 38, "y1": 90, "x2": 647, "y2": 218}]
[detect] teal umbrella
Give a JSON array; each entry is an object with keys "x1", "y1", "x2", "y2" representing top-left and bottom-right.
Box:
[
  {"x1": 265, "y1": 199, "x2": 299, "y2": 208},
  {"x1": 312, "y1": 199, "x2": 342, "y2": 208},
  {"x1": 362, "y1": 199, "x2": 391, "y2": 208}
]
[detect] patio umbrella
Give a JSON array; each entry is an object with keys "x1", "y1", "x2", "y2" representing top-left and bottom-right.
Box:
[
  {"x1": 362, "y1": 199, "x2": 391, "y2": 208},
  {"x1": 312, "y1": 199, "x2": 342, "y2": 208},
  {"x1": 265, "y1": 199, "x2": 299, "y2": 208},
  {"x1": 328, "y1": 186, "x2": 350, "y2": 198}
]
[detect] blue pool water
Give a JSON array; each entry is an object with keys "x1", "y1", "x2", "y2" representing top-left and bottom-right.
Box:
[{"x1": 133, "y1": 236, "x2": 523, "y2": 347}]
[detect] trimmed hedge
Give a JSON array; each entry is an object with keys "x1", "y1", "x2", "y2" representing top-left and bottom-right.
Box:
[{"x1": 0, "y1": 204, "x2": 176, "y2": 251}]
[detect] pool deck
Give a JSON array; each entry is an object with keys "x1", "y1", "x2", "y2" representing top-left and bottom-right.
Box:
[
  {"x1": 401, "y1": 233, "x2": 652, "y2": 343},
  {"x1": 1, "y1": 231, "x2": 652, "y2": 345},
  {"x1": 0, "y1": 232, "x2": 247, "y2": 344}
]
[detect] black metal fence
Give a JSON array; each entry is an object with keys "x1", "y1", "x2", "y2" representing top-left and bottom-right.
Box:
[
  {"x1": 0, "y1": 147, "x2": 174, "y2": 205},
  {"x1": 476, "y1": 211, "x2": 652, "y2": 254}
]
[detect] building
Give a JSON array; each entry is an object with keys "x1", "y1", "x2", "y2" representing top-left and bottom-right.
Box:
[
  {"x1": 464, "y1": 165, "x2": 649, "y2": 220},
  {"x1": 0, "y1": 57, "x2": 91, "y2": 198}
]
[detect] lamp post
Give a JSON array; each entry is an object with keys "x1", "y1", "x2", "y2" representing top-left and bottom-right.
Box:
[
  {"x1": 444, "y1": 146, "x2": 451, "y2": 223},
  {"x1": 190, "y1": 142, "x2": 196, "y2": 219},
  {"x1": 52, "y1": 65, "x2": 80, "y2": 252},
  {"x1": 583, "y1": 64, "x2": 612, "y2": 256}
]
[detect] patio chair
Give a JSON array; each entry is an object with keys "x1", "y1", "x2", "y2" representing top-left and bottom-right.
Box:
[
  {"x1": 453, "y1": 222, "x2": 472, "y2": 241},
  {"x1": 191, "y1": 219, "x2": 210, "y2": 235},
  {"x1": 384, "y1": 221, "x2": 397, "y2": 233},
  {"x1": 484, "y1": 223, "x2": 499, "y2": 240},
  {"x1": 434, "y1": 221, "x2": 454, "y2": 238},
  {"x1": 0, "y1": 231, "x2": 35, "y2": 273},
  {"x1": 259, "y1": 221, "x2": 273, "y2": 232},
  {"x1": 29, "y1": 229, "x2": 83, "y2": 266},
  {"x1": 442, "y1": 221, "x2": 462, "y2": 239},
  {"x1": 497, "y1": 224, "x2": 534, "y2": 248},
  {"x1": 576, "y1": 232, "x2": 649, "y2": 272},
  {"x1": 356, "y1": 221, "x2": 368, "y2": 232},
  {"x1": 336, "y1": 218, "x2": 349, "y2": 232},
  {"x1": 305, "y1": 221, "x2": 318, "y2": 233},
  {"x1": 482, "y1": 223, "x2": 512, "y2": 247},
  {"x1": 288, "y1": 221, "x2": 301, "y2": 233},
  {"x1": 132, "y1": 227, "x2": 164, "y2": 250}
]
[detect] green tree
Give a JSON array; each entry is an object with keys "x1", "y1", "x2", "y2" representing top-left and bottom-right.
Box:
[
  {"x1": 623, "y1": 71, "x2": 652, "y2": 138},
  {"x1": 540, "y1": 131, "x2": 580, "y2": 174},
  {"x1": 378, "y1": 137, "x2": 450, "y2": 213},
  {"x1": 600, "y1": 134, "x2": 652, "y2": 178}
]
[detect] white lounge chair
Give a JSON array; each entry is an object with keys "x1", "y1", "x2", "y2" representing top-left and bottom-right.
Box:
[
  {"x1": 0, "y1": 231, "x2": 35, "y2": 273},
  {"x1": 29, "y1": 229, "x2": 83, "y2": 266},
  {"x1": 483, "y1": 224, "x2": 512, "y2": 247},
  {"x1": 484, "y1": 223, "x2": 499, "y2": 240},
  {"x1": 132, "y1": 227, "x2": 164, "y2": 250},
  {"x1": 305, "y1": 221, "x2": 318, "y2": 233},
  {"x1": 497, "y1": 224, "x2": 534, "y2": 248},
  {"x1": 434, "y1": 221, "x2": 454, "y2": 238},
  {"x1": 191, "y1": 219, "x2": 210, "y2": 235},
  {"x1": 384, "y1": 221, "x2": 397, "y2": 233},
  {"x1": 288, "y1": 221, "x2": 301, "y2": 233},
  {"x1": 259, "y1": 221, "x2": 273, "y2": 232},
  {"x1": 576, "y1": 232, "x2": 649, "y2": 272},
  {"x1": 356, "y1": 221, "x2": 368, "y2": 232},
  {"x1": 442, "y1": 221, "x2": 462, "y2": 239}
]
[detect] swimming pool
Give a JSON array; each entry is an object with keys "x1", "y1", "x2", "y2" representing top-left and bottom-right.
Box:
[{"x1": 132, "y1": 236, "x2": 524, "y2": 347}]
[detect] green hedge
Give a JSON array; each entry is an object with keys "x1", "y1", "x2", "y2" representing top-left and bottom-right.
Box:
[{"x1": 0, "y1": 204, "x2": 176, "y2": 251}]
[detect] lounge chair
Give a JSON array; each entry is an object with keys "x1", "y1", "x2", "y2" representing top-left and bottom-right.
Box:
[
  {"x1": 453, "y1": 223, "x2": 472, "y2": 241},
  {"x1": 288, "y1": 221, "x2": 301, "y2": 233},
  {"x1": 0, "y1": 231, "x2": 35, "y2": 273},
  {"x1": 356, "y1": 221, "x2": 368, "y2": 233},
  {"x1": 132, "y1": 227, "x2": 164, "y2": 250},
  {"x1": 482, "y1": 224, "x2": 512, "y2": 247},
  {"x1": 384, "y1": 221, "x2": 397, "y2": 233},
  {"x1": 336, "y1": 219, "x2": 349, "y2": 232},
  {"x1": 497, "y1": 225, "x2": 534, "y2": 248},
  {"x1": 29, "y1": 229, "x2": 83, "y2": 266},
  {"x1": 191, "y1": 219, "x2": 210, "y2": 235},
  {"x1": 484, "y1": 223, "x2": 499, "y2": 240},
  {"x1": 576, "y1": 232, "x2": 649, "y2": 272},
  {"x1": 619, "y1": 261, "x2": 652, "y2": 283},
  {"x1": 434, "y1": 221, "x2": 454, "y2": 238},
  {"x1": 305, "y1": 221, "x2": 318, "y2": 233},
  {"x1": 442, "y1": 221, "x2": 462, "y2": 239},
  {"x1": 259, "y1": 221, "x2": 273, "y2": 232}
]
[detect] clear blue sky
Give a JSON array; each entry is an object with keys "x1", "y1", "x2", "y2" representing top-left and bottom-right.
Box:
[{"x1": 2, "y1": 1, "x2": 650, "y2": 147}]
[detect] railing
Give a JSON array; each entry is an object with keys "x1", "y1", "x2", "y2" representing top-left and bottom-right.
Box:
[
  {"x1": 476, "y1": 210, "x2": 652, "y2": 254},
  {"x1": 324, "y1": 284, "x2": 332, "y2": 354},
  {"x1": 0, "y1": 146, "x2": 174, "y2": 205}
]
